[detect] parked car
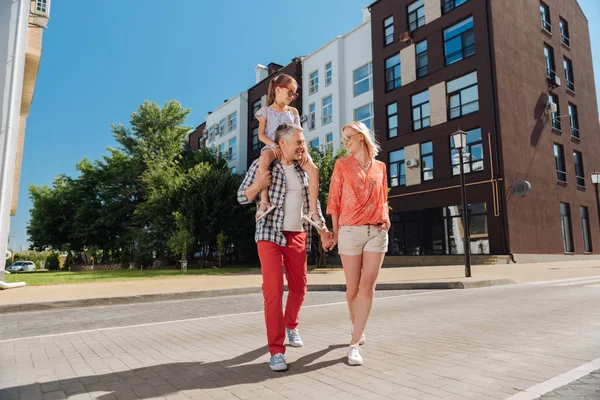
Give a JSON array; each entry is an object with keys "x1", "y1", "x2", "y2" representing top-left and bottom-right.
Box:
[{"x1": 7, "y1": 261, "x2": 35, "y2": 272}]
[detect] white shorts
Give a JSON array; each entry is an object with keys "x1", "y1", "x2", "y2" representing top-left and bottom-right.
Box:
[{"x1": 337, "y1": 225, "x2": 389, "y2": 256}]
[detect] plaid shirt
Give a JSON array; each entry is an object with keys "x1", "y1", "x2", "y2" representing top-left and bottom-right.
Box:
[{"x1": 237, "y1": 159, "x2": 325, "y2": 251}]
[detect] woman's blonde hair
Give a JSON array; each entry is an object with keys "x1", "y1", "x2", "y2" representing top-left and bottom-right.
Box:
[{"x1": 342, "y1": 121, "x2": 381, "y2": 159}]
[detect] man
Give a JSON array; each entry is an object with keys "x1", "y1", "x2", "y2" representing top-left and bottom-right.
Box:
[{"x1": 237, "y1": 122, "x2": 330, "y2": 372}]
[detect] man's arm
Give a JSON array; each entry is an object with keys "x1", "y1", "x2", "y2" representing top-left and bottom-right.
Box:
[{"x1": 237, "y1": 161, "x2": 271, "y2": 205}]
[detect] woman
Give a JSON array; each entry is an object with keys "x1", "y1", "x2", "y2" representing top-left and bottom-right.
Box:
[{"x1": 326, "y1": 121, "x2": 390, "y2": 366}]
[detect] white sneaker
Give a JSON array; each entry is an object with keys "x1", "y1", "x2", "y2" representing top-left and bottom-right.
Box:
[
  {"x1": 351, "y1": 324, "x2": 366, "y2": 345},
  {"x1": 347, "y1": 344, "x2": 363, "y2": 366},
  {"x1": 269, "y1": 353, "x2": 288, "y2": 371}
]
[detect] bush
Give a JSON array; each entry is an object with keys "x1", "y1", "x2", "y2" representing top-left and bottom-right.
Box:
[{"x1": 45, "y1": 253, "x2": 61, "y2": 271}]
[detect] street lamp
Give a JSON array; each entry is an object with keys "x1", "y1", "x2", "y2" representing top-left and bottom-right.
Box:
[
  {"x1": 452, "y1": 129, "x2": 472, "y2": 278},
  {"x1": 592, "y1": 172, "x2": 600, "y2": 229}
]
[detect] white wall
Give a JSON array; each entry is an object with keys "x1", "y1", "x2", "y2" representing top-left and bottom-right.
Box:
[
  {"x1": 0, "y1": 0, "x2": 29, "y2": 279},
  {"x1": 301, "y1": 18, "x2": 373, "y2": 152},
  {"x1": 204, "y1": 92, "x2": 249, "y2": 174}
]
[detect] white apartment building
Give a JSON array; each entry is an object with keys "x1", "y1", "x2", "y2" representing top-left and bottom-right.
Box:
[
  {"x1": 204, "y1": 93, "x2": 249, "y2": 174},
  {"x1": 301, "y1": 8, "x2": 373, "y2": 151}
]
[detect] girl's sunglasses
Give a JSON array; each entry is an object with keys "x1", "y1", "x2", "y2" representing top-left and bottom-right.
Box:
[{"x1": 277, "y1": 86, "x2": 299, "y2": 100}]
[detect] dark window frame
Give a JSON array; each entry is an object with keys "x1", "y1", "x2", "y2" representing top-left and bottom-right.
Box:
[
  {"x1": 443, "y1": 16, "x2": 475, "y2": 66},
  {"x1": 574, "y1": 151, "x2": 585, "y2": 188},
  {"x1": 560, "y1": 18, "x2": 570, "y2": 47},
  {"x1": 389, "y1": 149, "x2": 406, "y2": 187},
  {"x1": 544, "y1": 44, "x2": 556, "y2": 80},
  {"x1": 549, "y1": 93, "x2": 561, "y2": 131},
  {"x1": 411, "y1": 91, "x2": 430, "y2": 131},
  {"x1": 387, "y1": 102, "x2": 398, "y2": 139},
  {"x1": 580, "y1": 206, "x2": 593, "y2": 253},
  {"x1": 416, "y1": 40, "x2": 428, "y2": 78},
  {"x1": 421, "y1": 141, "x2": 434, "y2": 182},
  {"x1": 560, "y1": 202, "x2": 574, "y2": 253},
  {"x1": 384, "y1": 15, "x2": 394, "y2": 46},
  {"x1": 540, "y1": 2, "x2": 552, "y2": 33},
  {"x1": 554, "y1": 143, "x2": 567, "y2": 182},
  {"x1": 408, "y1": 0, "x2": 426, "y2": 32},
  {"x1": 442, "y1": 0, "x2": 469, "y2": 14},
  {"x1": 450, "y1": 128, "x2": 484, "y2": 175},
  {"x1": 385, "y1": 54, "x2": 401, "y2": 92},
  {"x1": 564, "y1": 57, "x2": 575, "y2": 92},
  {"x1": 568, "y1": 103, "x2": 579, "y2": 138}
]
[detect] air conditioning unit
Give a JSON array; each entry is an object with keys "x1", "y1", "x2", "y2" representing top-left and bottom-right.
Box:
[
  {"x1": 512, "y1": 181, "x2": 532, "y2": 197},
  {"x1": 406, "y1": 158, "x2": 419, "y2": 168},
  {"x1": 553, "y1": 75, "x2": 561, "y2": 87},
  {"x1": 545, "y1": 101, "x2": 557, "y2": 116},
  {"x1": 300, "y1": 115, "x2": 308, "y2": 123},
  {"x1": 307, "y1": 119, "x2": 314, "y2": 129},
  {"x1": 547, "y1": 73, "x2": 561, "y2": 88},
  {"x1": 399, "y1": 31, "x2": 411, "y2": 43}
]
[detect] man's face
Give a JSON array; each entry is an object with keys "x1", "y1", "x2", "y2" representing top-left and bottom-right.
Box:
[{"x1": 279, "y1": 129, "x2": 306, "y2": 161}]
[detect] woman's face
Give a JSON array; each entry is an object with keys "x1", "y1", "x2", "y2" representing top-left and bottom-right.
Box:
[{"x1": 341, "y1": 127, "x2": 363, "y2": 154}]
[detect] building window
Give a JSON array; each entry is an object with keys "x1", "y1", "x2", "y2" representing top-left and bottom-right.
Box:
[
  {"x1": 408, "y1": 0, "x2": 425, "y2": 32},
  {"x1": 228, "y1": 112, "x2": 237, "y2": 132},
  {"x1": 384, "y1": 16, "x2": 394, "y2": 45},
  {"x1": 385, "y1": 54, "x2": 401, "y2": 92},
  {"x1": 450, "y1": 128, "x2": 484, "y2": 175},
  {"x1": 325, "y1": 62, "x2": 332, "y2": 86},
  {"x1": 309, "y1": 138, "x2": 320, "y2": 149},
  {"x1": 326, "y1": 132, "x2": 333, "y2": 145},
  {"x1": 564, "y1": 57, "x2": 575, "y2": 91},
  {"x1": 580, "y1": 207, "x2": 593, "y2": 253},
  {"x1": 574, "y1": 151, "x2": 585, "y2": 187},
  {"x1": 540, "y1": 2, "x2": 552, "y2": 33},
  {"x1": 197, "y1": 137, "x2": 204, "y2": 149},
  {"x1": 355, "y1": 103, "x2": 374, "y2": 130},
  {"x1": 544, "y1": 44, "x2": 556, "y2": 79},
  {"x1": 252, "y1": 99, "x2": 261, "y2": 120},
  {"x1": 549, "y1": 94, "x2": 561, "y2": 131},
  {"x1": 568, "y1": 103, "x2": 579, "y2": 138},
  {"x1": 447, "y1": 71, "x2": 479, "y2": 119},
  {"x1": 421, "y1": 141, "x2": 434, "y2": 181},
  {"x1": 218, "y1": 143, "x2": 225, "y2": 157},
  {"x1": 388, "y1": 203, "x2": 488, "y2": 256},
  {"x1": 554, "y1": 143, "x2": 567, "y2": 182},
  {"x1": 354, "y1": 63, "x2": 372, "y2": 97},
  {"x1": 231, "y1": 166, "x2": 237, "y2": 174},
  {"x1": 560, "y1": 203, "x2": 574, "y2": 253},
  {"x1": 411, "y1": 90, "x2": 430, "y2": 131},
  {"x1": 308, "y1": 103, "x2": 316, "y2": 130},
  {"x1": 251, "y1": 127, "x2": 260, "y2": 151},
  {"x1": 322, "y1": 95, "x2": 332, "y2": 125},
  {"x1": 560, "y1": 18, "x2": 570, "y2": 47},
  {"x1": 228, "y1": 138, "x2": 237, "y2": 160},
  {"x1": 387, "y1": 103, "x2": 398, "y2": 139},
  {"x1": 389, "y1": 149, "x2": 405, "y2": 187},
  {"x1": 442, "y1": 0, "x2": 469, "y2": 14},
  {"x1": 309, "y1": 70, "x2": 319, "y2": 95},
  {"x1": 416, "y1": 40, "x2": 428, "y2": 78},
  {"x1": 444, "y1": 16, "x2": 475, "y2": 66},
  {"x1": 219, "y1": 119, "x2": 226, "y2": 136},
  {"x1": 36, "y1": 0, "x2": 47, "y2": 13}
]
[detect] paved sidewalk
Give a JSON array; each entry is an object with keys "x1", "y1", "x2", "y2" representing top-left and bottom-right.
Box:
[{"x1": 1, "y1": 260, "x2": 599, "y2": 308}]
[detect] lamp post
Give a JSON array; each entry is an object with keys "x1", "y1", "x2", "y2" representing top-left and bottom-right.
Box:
[
  {"x1": 592, "y1": 172, "x2": 600, "y2": 230},
  {"x1": 452, "y1": 130, "x2": 472, "y2": 277}
]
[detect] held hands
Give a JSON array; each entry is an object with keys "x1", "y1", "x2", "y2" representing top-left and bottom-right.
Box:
[
  {"x1": 298, "y1": 152, "x2": 309, "y2": 168},
  {"x1": 320, "y1": 231, "x2": 337, "y2": 252},
  {"x1": 274, "y1": 146, "x2": 284, "y2": 160}
]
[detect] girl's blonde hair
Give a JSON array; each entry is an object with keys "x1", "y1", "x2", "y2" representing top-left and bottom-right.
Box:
[
  {"x1": 266, "y1": 74, "x2": 298, "y2": 106},
  {"x1": 342, "y1": 121, "x2": 381, "y2": 159}
]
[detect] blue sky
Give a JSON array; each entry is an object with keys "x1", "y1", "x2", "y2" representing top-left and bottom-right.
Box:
[{"x1": 8, "y1": 0, "x2": 600, "y2": 251}]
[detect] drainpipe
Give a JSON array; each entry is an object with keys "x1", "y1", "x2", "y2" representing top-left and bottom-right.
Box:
[
  {"x1": 484, "y1": 0, "x2": 515, "y2": 263},
  {"x1": 0, "y1": 0, "x2": 27, "y2": 288}
]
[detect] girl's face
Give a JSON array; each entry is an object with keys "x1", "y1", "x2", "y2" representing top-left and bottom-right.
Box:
[{"x1": 275, "y1": 83, "x2": 298, "y2": 105}]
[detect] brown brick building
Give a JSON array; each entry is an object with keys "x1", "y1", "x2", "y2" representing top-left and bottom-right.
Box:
[{"x1": 368, "y1": 0, "x2": 600, "y2": 261}]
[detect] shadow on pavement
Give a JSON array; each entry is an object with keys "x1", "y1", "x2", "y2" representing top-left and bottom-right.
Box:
[{"x1": 1, "y1": 344, "x2": 346, "y2": 399}]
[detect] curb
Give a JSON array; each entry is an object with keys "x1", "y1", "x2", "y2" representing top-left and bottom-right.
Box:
[{"x1": 0, "y1": 278, "x2": 514, "y2": 314}]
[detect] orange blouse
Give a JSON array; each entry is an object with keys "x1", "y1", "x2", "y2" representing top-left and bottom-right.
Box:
[{"x1": 326, "y1": 156, "x2": 389, "y2": 226}]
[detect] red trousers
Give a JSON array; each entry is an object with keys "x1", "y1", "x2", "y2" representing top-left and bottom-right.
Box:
[{"x1": 257, "y1": 231, "x2": 307, "y2": 355}]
